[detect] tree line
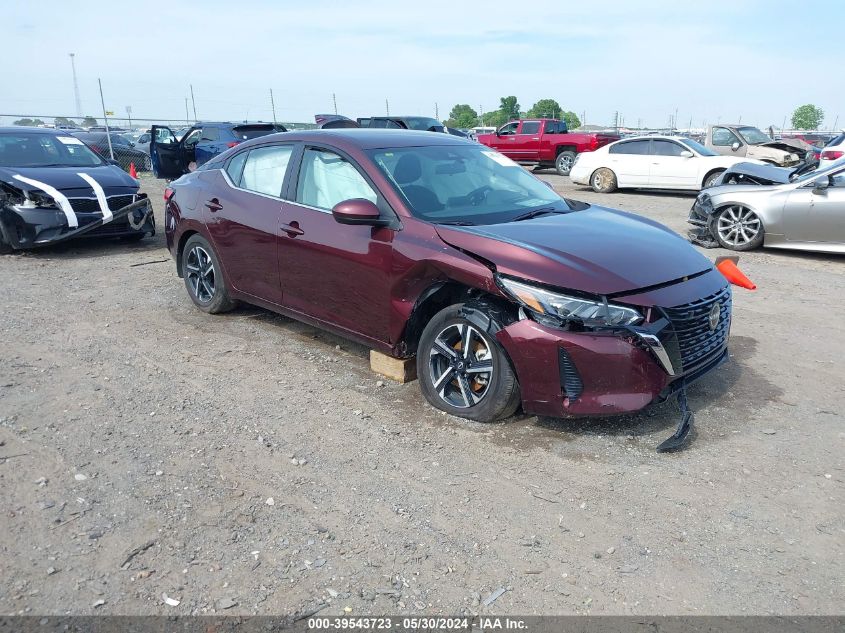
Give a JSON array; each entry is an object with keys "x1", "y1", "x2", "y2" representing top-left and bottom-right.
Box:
[{"x1": 444, "y1": 97, "x2": 581, "y2": 130}]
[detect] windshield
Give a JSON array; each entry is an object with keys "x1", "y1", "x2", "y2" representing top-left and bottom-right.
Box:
[
  {"x1": 0, "y1": 133, "x2": 105, "y2": 168},
  {"x1": 679, "y1": 138, "x2": 718, "y2": 156},
  {"x1": 737, "y1": 126, "x2": 773, "y2": 145},
  {"x1": 792, "y1": 158, "x2": 845, "y2": 183},
  {"x1": 368, "y1": 145, "x2": 569, "y2": 225},
  {"x1": 232, "y1": 125, "x2": 278, "y2": 140}
]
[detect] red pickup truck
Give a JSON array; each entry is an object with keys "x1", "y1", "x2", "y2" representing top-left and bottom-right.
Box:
[{"x1": 476, "y1": 119, "x2": 619, "y2": 176}]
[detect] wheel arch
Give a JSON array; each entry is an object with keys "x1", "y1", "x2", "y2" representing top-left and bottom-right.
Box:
[
  {"x1": 701, "y1": 167, "x2": 726, "y2": 188},
  {"x1": 397, "y1": 281, "x2": 518, "y2": 358},
  {"x1": 175, "y1": 229, "x2": 199, "y2": 278},
  {"x1": 555, "y1": 144, "x2": 578, "y2": 157}
]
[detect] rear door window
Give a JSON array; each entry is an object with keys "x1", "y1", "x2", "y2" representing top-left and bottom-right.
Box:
[
  {"x1": 651, "y1": 140, "x2": 686, "y2": 156},
  {"x1": 295, "y1": 148, "x2": 377, "y2": 211},
  {"x1": 200, "y1": 127, "x2": 220, "y2": 141},
  {"x1": 544, "y1": 121, "x2": 560, "y2": 134},
  {"x1": 239, "y1": 145, "x2": 294, "y2": 197},
  {"x1": 609, "y1": 140, "x2": 651, "y2": 154},
  {"x1": 225, "y1": 151, "x2": 248, "y2": 186}
]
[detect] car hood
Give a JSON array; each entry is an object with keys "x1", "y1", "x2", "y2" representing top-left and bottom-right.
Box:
[
  {"x1": 0, "y1": 165, "x2": 137, "y2": 197},
  {"x1": 721, "y1": 161, "x2": 794, "y2": 184},
  {"x1": 706, "y1": 183, "x2": 783, "y2": 197},
  {"x1": 435, "y1": 207, "x2": 714, "y2": 296}
]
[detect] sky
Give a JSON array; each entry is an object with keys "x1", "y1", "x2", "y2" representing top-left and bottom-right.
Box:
[{"x1": 2, "y1": 0, "x2": 843, "y2": 130}]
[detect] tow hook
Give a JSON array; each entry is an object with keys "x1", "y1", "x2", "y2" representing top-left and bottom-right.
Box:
[{"x1": 656, "y1": 384, "x2": 693, "y2": 452}]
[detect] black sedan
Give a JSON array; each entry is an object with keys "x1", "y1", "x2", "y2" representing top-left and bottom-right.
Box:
[
  {"x1": 71, "y1": 131, "x2": 152, "y2": 172},
  {"x1": 0, "y1": 127, "x2": 155, "y2": 252}
]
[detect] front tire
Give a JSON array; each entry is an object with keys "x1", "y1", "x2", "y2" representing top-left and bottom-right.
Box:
[
  {"x1": 181, "y1": 234, "x2": 238, "y2": 313},
  {"x1": 713, "y1": 205, "x2": 764, "y2": 251},
  {"x1": 590, "y1": 167, "x2": 617, "y2": 193},
  {"x1": 417, "y1": 304, "x2": 520, "y2": 423},
  {"x1": 555, "y1": 151, "x2": 577, "y2": 176}
]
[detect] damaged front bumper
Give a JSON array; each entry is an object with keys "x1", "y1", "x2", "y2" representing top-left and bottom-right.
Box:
[
  {"x1": 687, "y1": 193, "x2": 720, "y2": 248},
  {"x1": 0, "y1": 196, "x2": 155, "y2": 250},
  {"x1": 495, "y1": 273, "x2": 731, "y2": 418}
]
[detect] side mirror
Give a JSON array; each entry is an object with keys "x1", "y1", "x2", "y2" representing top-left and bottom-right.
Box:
[
  {"x1": 812, "y1": 176, "x2": 829, "y2": 192},
  {"x1": 679, "y1": 150, "x2": 694, "y2": 158},
  {"x1": 495, "y1": 129, "x2": 501, "y2": 137},
  {"x1": 731, "y1": 141, "x2": 741, "y2": 152},
  {"x1": 331, "y1": 198, "x2": 388, "y2": 226}
]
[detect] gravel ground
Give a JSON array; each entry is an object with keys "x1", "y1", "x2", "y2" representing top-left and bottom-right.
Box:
[{"x1": 0, "y1": 172, "x2": 842, "y2": 617}]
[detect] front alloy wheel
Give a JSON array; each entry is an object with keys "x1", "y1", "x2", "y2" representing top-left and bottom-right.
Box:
[
  {"x1": 714, "y1": 205, "x2": 764, "y2": 251},
  {"x1": 417, "y1": 304, "x2": 520, "y2": 422},
  {"x1": 428, "y1": 323, "x2": 494, "y2": 409}
]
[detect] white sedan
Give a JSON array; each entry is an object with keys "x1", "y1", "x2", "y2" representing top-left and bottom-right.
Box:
[{"x1": 569, "y1": 135, "x2": 763, "y2": 193}]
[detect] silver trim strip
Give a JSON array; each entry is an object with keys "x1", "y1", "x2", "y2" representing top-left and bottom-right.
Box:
[{"x1": 637, "y1": 333, "x2": 678, "y2": 376}]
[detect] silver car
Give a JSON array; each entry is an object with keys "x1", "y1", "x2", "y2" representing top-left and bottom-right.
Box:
[{"x1": 688, "y1": 159, "x2": 845, "y2": 254}]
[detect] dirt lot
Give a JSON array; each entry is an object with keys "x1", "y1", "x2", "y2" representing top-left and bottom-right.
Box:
[{"x1": 1, "y1": 172, "x2": 842, "y2": 618}]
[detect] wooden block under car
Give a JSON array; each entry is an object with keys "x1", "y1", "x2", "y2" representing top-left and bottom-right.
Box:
[{"x1": 370, "y1": 350, "x2": 417, "y2": 383}]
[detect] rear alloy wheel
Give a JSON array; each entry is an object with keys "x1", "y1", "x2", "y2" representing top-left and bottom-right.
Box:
[
  {"x1": 713, "y1": 205, "x2": 764, "y2": 251},
  {"x1": 590, "y1": 167, "x2": 617, "y2": 193},
  {"x1": 142, "y1": 155, "x2": 153, "y2": 171},
  {"x1": 555, "y1": 151, "x2": 577, "y2": 176},
  {"x1": 417, "y1": 304, "x2": 520, "y2": 422},
  {"x1": 702, "y1": 169, "x2": 725, "y2": 189},
  {"x1": 182, "y1": 234, "x2": 237, "y2": 313}
]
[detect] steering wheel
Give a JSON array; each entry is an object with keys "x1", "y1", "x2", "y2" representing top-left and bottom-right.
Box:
[{"x1": 467, "y1": 185, "x2": 493, "y2": 206}]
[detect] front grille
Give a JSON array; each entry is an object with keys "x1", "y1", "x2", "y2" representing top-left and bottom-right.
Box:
[
  {"x1": 662, "y1": 286, "x2": 731, "y2": 372},
  {"x1": 68, "y1": 195, "x2": 135, "y2": 214},
  {"x1": 85, "y1": 218, "x2": 132, "y2": 236}
]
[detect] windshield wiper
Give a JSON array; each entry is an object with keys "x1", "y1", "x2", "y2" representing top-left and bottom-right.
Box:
[
  {"x1": 512, "y1": 207, "x2": 563, "y2": 222},
  {"x1": 437, "y1": 220, "x2": 476, "y2": 226}
]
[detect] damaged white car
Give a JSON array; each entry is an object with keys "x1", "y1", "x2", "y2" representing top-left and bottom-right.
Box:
[{"x1": 0, "y1": 127, "x2": 154, "y2": 253}]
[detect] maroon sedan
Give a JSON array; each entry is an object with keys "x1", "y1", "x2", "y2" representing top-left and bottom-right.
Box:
[{"x1": 164, "y1": 130, "x2": 731, "y2": 423}]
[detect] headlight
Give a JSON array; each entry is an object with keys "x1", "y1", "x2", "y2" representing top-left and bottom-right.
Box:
[{"x1": 498, "y1": 276, "x2": 643, "y2": 327}]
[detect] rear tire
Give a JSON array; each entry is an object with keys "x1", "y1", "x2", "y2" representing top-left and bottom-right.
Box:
[
  {"x1": 702, "y1": 169, "x2": 725, "y2": 189},
  {"x1": 590, "y1": 167, "x2": 617, "y2": 193},
  {"x1": 416, "y1": 304, "x2": 520, "y2": 423},
  {"x1": 555, "y1": 151, "x2": 577, "y2": 176},
  {"x1": 181, "y1": 234, "x2": 238, "y2": 313}
]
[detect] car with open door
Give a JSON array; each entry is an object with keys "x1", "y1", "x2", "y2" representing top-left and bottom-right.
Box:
[
  {"x1": 164, "y1": 129, "x2": 733, "y2": 432},
  {"x1": 150, "y1": 122, "x2": 286, "y2": 178}
]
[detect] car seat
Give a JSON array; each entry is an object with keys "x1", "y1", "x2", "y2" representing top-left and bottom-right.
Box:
[{"x1": 392, "y1": 153, "x2": 444, "y2": 212}]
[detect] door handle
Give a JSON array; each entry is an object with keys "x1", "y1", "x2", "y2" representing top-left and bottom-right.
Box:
[
  {"x1": 531, "y1": 137, "x2": 540, "y2": 140},
  {"x1": 280, "y1": 222, "x2": 304, "y2": 237},
  {"x1": 205, "y1": 198, "x2": 223, "y2": 212}
]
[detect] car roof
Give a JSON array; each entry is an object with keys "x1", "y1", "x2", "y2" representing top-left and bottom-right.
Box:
[
  {"x1": 243, "y1": 129, "x2": 472, "y2": 150},
  {"x1": 0, "y1": 126, "x2": 66, "y2": 135},
  {"x1": 614, "y1": 135, "x2": 690, "y2": 142}
]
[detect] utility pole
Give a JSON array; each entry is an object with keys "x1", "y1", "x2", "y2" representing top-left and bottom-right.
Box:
[
  {"x1": 613, "y1": 111, "x2": 619, "y2": 133},
  {"x1": 185, "y1": 98, "x2": 190, "y2": 124},
  {"x1": 190, "y1": 84, "x2": 197, "y2": 121},
  {"x1": 269, "y1": 89, "x2": 277, "y2": 126},
  {"x1": 97, "y1": 78, "x2": 114, "y2": 161},
  {"x1": 69, "y1": 53, "x2": 82, "y2": 117},
  {"x1": 126, "y1": 106, "x2": 132, "y2": 130},
  {"x1": 332, "y1": 93, "x2": 338, "y2": 115},
  {"x1": 435, "y1": 102, "x2": 439, "y2": 120},
  {"x1": 479, "y1": 104, "x2": 483, "y2": 126},
  {"x1": 385, "y1": 98, "x2": 390, "y2": 116}
]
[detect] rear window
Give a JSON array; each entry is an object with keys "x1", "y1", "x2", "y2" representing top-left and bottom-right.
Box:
[
  {"x1": 609, "y1": 139, "x2": 650, "y2": 155},
  {"x1": 231, "y1": 125, "x2": 278, "y2": 140}
]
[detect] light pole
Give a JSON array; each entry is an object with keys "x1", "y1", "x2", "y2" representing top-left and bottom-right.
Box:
[{"x1": 69, "y1": 53, "x2": 82, "y2": 117}]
